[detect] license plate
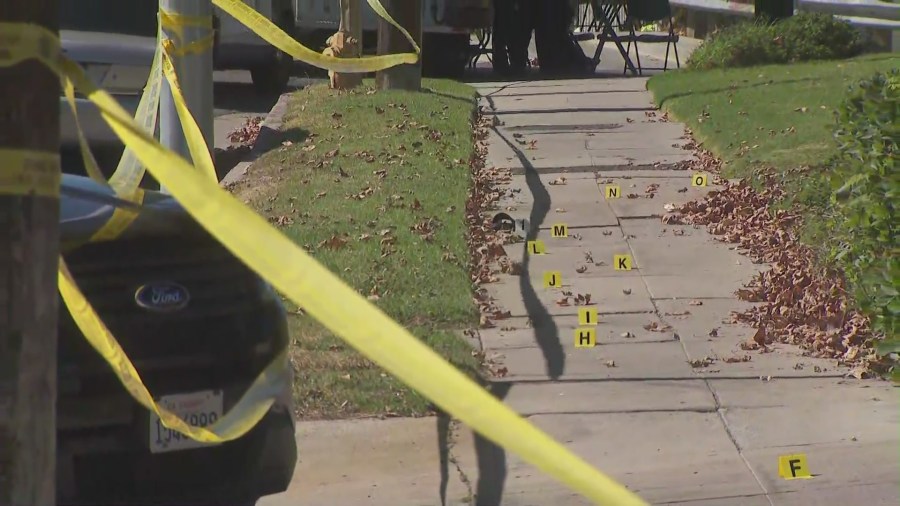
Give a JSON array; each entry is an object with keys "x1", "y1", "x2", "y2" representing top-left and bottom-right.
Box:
[{"x1": 149, "y1": 390, "x2": 223, "y2": 454}]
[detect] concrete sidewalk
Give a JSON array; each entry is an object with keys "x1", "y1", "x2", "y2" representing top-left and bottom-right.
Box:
[
  {"x1": 451, "y1": 77, "x2": 899, "y2": 505},
  {"x1": 260, "y1": 66, "x2": 898, "y2": 506}
]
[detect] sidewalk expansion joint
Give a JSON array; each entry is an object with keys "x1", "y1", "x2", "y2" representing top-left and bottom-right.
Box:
[
  {"x1": 505, "y1": 163, "x2": 684, "y2": 176},
  {"x1": 486, "y1": 377, "x2": 717, "y2": 385},
  {"x1": 446, "y1": 419, "x2": 475, "y2": 504},
  {"x1": 710, "y1": 388, "x2": 774, "y2": 502},
  {"x1": 536, "y1": 224, "x2": 620, "y2": 230},
  {"x1": 484, "y1": 339, "x2": 675, "y2": 352},
  {"x1": 504, "y1": 309, "x2": 655, "y2": 319},
  {"x1": 521, "y1": 407, "x2": 717, "y2": 418},
  {"x1": 617, "y1": 215, "x2": 664, "y2": 220}
]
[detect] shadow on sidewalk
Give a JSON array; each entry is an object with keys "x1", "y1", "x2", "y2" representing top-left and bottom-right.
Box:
[
  {"x1": 433, "y1": 87, "x2": 572, "y2": 506},
  {"x1": 492, "y1": 124, "x2": 565, "y2": 379},
  {"x1": 437, "y1": 382, "x2": 513, "y2": 506}
]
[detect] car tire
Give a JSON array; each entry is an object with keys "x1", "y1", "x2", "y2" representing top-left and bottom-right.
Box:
[
  {"x1": 422, "y1": 33, "x2": 469, "y2": 78},
  {"x1": 250, "y1": 48, "x2": 292, "y2": 96}
]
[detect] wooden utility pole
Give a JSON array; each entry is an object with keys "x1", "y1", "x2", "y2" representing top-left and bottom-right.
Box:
[
  {"x1": 376, "y1": 0, "x2": 422, "y2": 91},
  {"x1": 326, "y1": 0, "x2": 364, "y2": 89},
  {"x1": 0, "y1": 0, "x2": 61, "y2": 505},
  {"x1": 754, "y1": 0, "x2": 794, "y2": 22}
]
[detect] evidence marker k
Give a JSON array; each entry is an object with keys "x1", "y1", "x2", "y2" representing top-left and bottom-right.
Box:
[{"x1": 613, "y1": 254, "x2": 632, "y2": 271}]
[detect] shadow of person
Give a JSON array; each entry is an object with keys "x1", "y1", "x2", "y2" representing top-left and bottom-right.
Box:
[
  {"x1": 435, "y1": 381, "x2": 513, "y2": 506},
  {"x1": 473, "y1": 381, "x2": 513, "y2": 506},
  {"x1": 491, "y1": 124, "x2": 565, "y2": 379}
]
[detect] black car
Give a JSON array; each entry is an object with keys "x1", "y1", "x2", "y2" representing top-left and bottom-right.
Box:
[{"x1": 57, "y1": 174, "x2": 297, "y2": 505}]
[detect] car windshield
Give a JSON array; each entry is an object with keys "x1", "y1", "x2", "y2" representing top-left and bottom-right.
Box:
[{"x1": 60, "y1": 0, "x2": 158, "y2": 37}]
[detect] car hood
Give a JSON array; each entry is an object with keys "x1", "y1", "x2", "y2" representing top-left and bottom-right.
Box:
[
  {"x1": 60, "y1": 29, "x2": 156, "y2": 66},
  {"x1": 60, "y1": 174, "x2": 203, "y2": 250}
]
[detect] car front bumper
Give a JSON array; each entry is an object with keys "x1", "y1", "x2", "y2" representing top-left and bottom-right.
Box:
[{"x1": 58, "y1": 398, "x2": 297, "y2": 506}]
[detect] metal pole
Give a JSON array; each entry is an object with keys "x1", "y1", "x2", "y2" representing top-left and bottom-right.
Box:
[
  {"x1": 0, "y1": 0, "x2": 60, "y2": 503},
  {"x1": 159, "y1": 0, "x2": 215, "y2": 192}
]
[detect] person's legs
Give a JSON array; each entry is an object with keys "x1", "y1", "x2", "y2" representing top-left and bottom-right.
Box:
[
  {"x1": 532, "y1": 0, "x2": 558, "y2": 73},
  {"x1": 507, "y1": 0, "x2": 532, "y2": 71},
  {"x1": 491, "y1": 0, "x2": 512, "y2": 74}
]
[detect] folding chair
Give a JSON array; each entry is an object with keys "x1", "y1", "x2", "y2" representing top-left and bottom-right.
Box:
[
  {"x1": 622, "y1": 0, "x2": 680, "y2": 75},
  {"x1": 469, "y1": 28, "x2": 493, "y2": 68}
]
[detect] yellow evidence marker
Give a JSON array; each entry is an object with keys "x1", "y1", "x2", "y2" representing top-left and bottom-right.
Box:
[
  {"x1": 605, "y1": 185, "x2": 620, "y2": 199},
  {"x1": 551, "y1": 223, "x2": 568, "y2": 238},
  {"x1": 543, "y1": 271, "x2": 562, "y2": 288},
  {"x1": 613, "y1": 254, "x2": 632, "y2": 271},
  {"x1": 527, "y1": 240, "x2": 546, "y2": 255},
  {"x1": 574, "y1": 328, "x2": 596, "y2": 348},
  {"x1": 778, "y1": 454, "x2": 812, "y2": 480},
  {"x1": 691, "y1": 173, "x2": 708, "y2": 187},
  {"x1": 578, "y1": 307, "x2": 598, "y2": 326}
]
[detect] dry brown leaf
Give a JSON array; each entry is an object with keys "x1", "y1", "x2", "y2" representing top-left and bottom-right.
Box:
[
  {"x1": 318, "y1": 235, "x2": 348, "y2": 250},
  {"x1": 689, "y1": 356, "x2": 716, "y2": 368}
]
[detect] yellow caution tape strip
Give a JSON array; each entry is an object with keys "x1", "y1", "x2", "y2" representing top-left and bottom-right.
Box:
[
  {"x1": 160, "y1": 39, "x2": 217, "y2": 183},
  {"x1": 160, "y1": 10, "x2": 213, "y2": 31},
  {"x1": 211, "y1": 0, "x2": 420, "y2": 73},
  {"x1": 0, "y1": 148, "x2": 60, "y2": 198},
  {"x1": 59, "y1": 41, "x2": 648, "y2": 506},
  {"x1": 107, "y1": 35, "x2": 163, "y2": 196},
  {"x1": 65, "y1": 26, "x2": 164, "y2": 243},
  {"x1": 59, "y1": 257, "x2": 289, "y2": 443},
  {"x1": 1, "y1": 21, "x2": 289, "y2": 445},
  {"x1": 62, "y1": 78, "x2": 107, "y2": 184},
  {"x1": 88, "y1": 187, "x2": 147, "y2": 242},
  {"x1": 3, "y1": 21, "x2": 648, "y2": 505},
  {"x1": 364, "y1": 0, "x2": 420, "y2": 52},
  {"x1": 0, "y1": 20, "x2": 58, "y2": 68},
  {"x1": 167, "y1": 33, "x2": 216, "y2": 57}
]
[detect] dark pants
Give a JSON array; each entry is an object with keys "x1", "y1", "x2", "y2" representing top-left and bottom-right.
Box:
[
  {"x1": 492, "y1": 0, "x2": 533, "y2": 74},
  {"x1": 533, "y1": 0, "x2": 592, "y2": 75}
]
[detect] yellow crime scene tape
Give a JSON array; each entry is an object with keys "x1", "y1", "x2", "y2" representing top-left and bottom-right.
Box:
[
  {"x1": 0, "y1": 148, "x2": 60, "y2": 198},
  {"x1": 58, "y1": 258, "x2": 290, "y2": 443},
  {"x1": 212, "y1": 0, "x2": 421, "y2": 72},
  {"x1": 0, "y1": 9, "x2": 649, "y2": 504}
]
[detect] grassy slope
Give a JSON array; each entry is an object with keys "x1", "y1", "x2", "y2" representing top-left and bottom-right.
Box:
[
  {"x1": 649, "y1": 54, "x2": 899, "y2": 180},
  {"x1": 239, "y1": 79, "x2": 481, "y2": 419}
]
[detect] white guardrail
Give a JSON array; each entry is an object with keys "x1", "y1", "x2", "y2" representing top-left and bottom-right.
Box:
[{"x1": 668, "y1": 0, "x2": 900, "y2": 30}]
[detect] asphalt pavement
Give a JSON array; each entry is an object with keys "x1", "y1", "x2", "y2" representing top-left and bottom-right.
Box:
[{"x1": 212, "y1": 70, "x2": 322, "y2": 178}]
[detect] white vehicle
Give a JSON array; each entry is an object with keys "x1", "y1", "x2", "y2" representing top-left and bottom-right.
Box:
[
  {"x1": 292, "y1": 0, "x2": 492, "y2": 77},
  {"x1": 59, "y1": 0, "x2": 294, "y2": 180}
]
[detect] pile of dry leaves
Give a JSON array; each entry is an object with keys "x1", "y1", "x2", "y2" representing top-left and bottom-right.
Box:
[
  {"x1": 227, "y1": 116, "x2": 264, "y2": 148},
  {"x1": 665, "y1": 143, "x2": 888, "y2": 377},
  {"x1": 465, "y1": 108, "x2": 516, "y2": 332}
]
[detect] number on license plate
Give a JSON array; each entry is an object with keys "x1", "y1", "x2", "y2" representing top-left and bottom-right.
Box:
[{"x1": 149, "y1": 390, "x2": 224, "y2": 454}]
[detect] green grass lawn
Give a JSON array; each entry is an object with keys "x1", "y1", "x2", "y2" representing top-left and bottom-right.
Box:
[
  {"x1": 649, "y1": 54, "x2": 899, "y2": 179},
  {"x1": 234, "y1": 79, "x2": 482, "y2": 419}
]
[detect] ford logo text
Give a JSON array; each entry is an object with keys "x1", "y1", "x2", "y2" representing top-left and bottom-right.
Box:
[{"x1": 134, "y1": 282, "x2": 190, "y2": 313}]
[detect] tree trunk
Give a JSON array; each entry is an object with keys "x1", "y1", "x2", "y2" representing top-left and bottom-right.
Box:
[
  {"x1": 376, "y1": 0, "x2": 423, "y2": 91},
  {"x1": 0, "y1": 0, "x2": 61, "y2": 504}
]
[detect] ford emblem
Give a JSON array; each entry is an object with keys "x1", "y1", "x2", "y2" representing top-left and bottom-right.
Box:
[{"x1": 134, "y1": 282, "x2": 190, "y2": 313}]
